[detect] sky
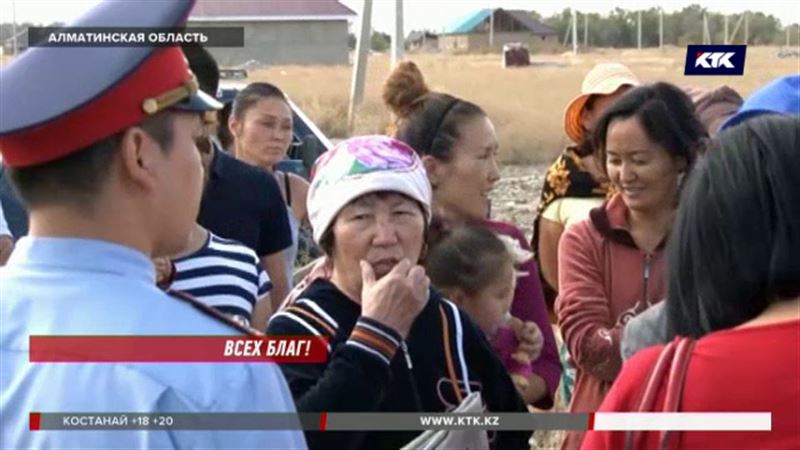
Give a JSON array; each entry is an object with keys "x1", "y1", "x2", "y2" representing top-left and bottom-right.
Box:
[{"x1": 0, "y1": 0, "x2": 798, "y2": 32}]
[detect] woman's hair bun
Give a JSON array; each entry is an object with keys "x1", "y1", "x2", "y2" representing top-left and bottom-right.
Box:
[{"x1": 382, "y1": 61, "x2": 430, "y2": 119}]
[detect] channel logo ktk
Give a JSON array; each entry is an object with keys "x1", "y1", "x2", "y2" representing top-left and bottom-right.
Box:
[{"x1": 684, "y1": 45, "x2": 747, "y2": 75}]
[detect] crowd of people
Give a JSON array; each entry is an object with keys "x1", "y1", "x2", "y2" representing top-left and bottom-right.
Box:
[{"x1": 0, "y1": 1, "x2": 798, "y2": 450}]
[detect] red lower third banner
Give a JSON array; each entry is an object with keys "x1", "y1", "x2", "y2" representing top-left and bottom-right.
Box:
[{"x1": 29, "y1": 336, "x2": 329, "y2": 363}]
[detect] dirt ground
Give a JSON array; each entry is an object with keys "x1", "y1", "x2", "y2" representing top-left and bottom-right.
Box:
[{"x1": 490, "y1": 163, "x2": 549, "y2": 240}]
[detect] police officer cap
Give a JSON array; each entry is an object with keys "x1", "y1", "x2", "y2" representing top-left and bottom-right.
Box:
[{"x1": 0, "y1": 0, "x2": 221, "y2": 168}]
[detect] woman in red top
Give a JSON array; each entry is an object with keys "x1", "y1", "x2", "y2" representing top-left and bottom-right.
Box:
[
  {"x1": 556, "y1": 83, "x2": 706, "y2": 449},
  {"x1": 381, "y1": 61, "x2": 562, "y2": 408},
  {"x1": 582, "y1": 115, "x2": 800, "y2": 450}
]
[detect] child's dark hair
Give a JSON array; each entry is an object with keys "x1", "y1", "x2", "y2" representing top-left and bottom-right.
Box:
[{"x1": 425, "y1": 226, "x2": 513, "y2": 296}]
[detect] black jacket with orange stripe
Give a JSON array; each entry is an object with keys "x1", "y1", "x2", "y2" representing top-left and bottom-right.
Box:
[{"x1": 266, "y1": 278, "x2": 529, "y2": 450}]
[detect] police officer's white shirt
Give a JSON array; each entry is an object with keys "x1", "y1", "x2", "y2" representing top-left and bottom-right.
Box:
[{"x1": 0, "y1": 237, "x2": 307, "y2": 449}]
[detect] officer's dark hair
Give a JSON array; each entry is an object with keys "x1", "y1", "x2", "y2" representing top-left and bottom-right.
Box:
[
  {"x1": 8, "y1": 112, "x2": 174, "y2": 210},
  {"x1": 666, "y1": 115, "x2": 800, "y2": 338},
  {"x1": 231, "y1": 82, "x2": 289, "y2": 122},
  {"x1": 593, "y1": 82, "x2": 707, "y2": 172}
]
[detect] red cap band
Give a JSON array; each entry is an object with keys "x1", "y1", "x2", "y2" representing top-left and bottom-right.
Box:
[{"x1": 0, "y1": 47, "x2": 191, "y2": 168}]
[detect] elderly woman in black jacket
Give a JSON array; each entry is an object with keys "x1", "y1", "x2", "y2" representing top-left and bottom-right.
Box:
[{"x1": 267, "y1": 135, "x2": 528, "y2": 450}]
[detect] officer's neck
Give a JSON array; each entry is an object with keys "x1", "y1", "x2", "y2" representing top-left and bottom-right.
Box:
[{"x1": 27, "y1": 205, "x2": 153, "y2": 257}]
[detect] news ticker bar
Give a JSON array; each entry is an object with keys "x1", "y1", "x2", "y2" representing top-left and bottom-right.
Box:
[{"x1": 30, "y1": 413, "x2": 771, "y2": 432}]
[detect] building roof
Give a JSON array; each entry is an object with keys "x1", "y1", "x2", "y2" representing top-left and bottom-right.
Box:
[
  {"x1": 444, "y1": 8, "x2": 557, "y2": 35},
  {"x1": 445, "y1": 9, "x2": 493, "y2": 34},
  {"x1": 407, "y1": 30, "x2": 439, "y2": 42},
  {"x1": 505, "y1": 10, "x2": 557, "y2": 35},
  {"x1": 190, "y1": 0, "x2": 357, "y2": 22}
]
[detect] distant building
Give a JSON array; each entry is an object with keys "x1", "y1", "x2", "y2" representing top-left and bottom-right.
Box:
[
  {"x1": 440, "y1": 9, "x2": 559, "y2": 53},
  {"x1": 190, "y1": 0, "x2": 356, "y2": 66},
  {"x1": 406, "y1": 31, "x2": 439, "y2": 52}
]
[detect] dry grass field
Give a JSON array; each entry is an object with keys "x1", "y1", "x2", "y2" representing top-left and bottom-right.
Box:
[{"x1": 248, "y1": 46, "x2": 799, "y2": 164}]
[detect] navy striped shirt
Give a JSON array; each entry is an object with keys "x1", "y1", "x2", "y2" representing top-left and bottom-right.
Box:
[{"x1": 171, "y1": 233, "x2": 271, "y2": 324}]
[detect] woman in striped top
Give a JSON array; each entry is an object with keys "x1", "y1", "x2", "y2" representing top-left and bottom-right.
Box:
[{"x1": 156, "y1": 224, "x2": 272, "y2": 329}]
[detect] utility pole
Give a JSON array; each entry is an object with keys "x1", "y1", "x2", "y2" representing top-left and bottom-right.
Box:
[
  {"x1": 659, "y1": 8, "x2": 663, "y2": 50},
  {"x1": 391, "y1": 0, "x2": 404, "y2": 67},
  {"x1": 744, "y1": 12, "x2": 749, "y2": 45},
  {"x1": 348, "y1": 0, "x2": 373, "y2": 132},
  {"x1": 724, "y1": 15, "x2": 729, "y2": 44},
  {"x1": 562, "y1": 15, "x2": 572, "y2": 47},
  {"x1": 730, "y1": 13, "x2": 745, "y2": 43},
  {"x1": 489, "y1": 9, "x2": 495, "y2": 49},
  {"x1": 637, "y1": 10, "x2": 642, "y2": 50},
  {"x1": 571, "y1": 8, "x2": 578, "y2": 54},
  {"x1": 584, "y1": 13, "x2": 588, "y2": 48},
  {"x1": 11, "y1": 0, "x2": 18, "y2": 54}
]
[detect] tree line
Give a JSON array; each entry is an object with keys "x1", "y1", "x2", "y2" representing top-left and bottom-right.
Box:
[
  {"x1": 539, "y1": 5, "x2": 798, "y2": 47},
  {"x1": 3, "y1": 4, "x2": 797, "y2": 52},
  {"x1": 343, "y1": 4, "x2": 798, "y2": 51}
]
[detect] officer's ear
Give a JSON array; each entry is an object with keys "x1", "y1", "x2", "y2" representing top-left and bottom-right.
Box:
[{"x1": 118, "y1": 125, "x2": 161, "y2": 192}]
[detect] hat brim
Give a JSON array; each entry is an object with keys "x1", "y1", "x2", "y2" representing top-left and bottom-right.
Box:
[
  {"x1": 172, "y1": 89, "x2": 223, "y2": 112},
  {"x1": 563, "y1": 80, "x2": 638, "y2": 143},
  {"x1": 310, "y1": 171, "x2": 432, "y2": 244},
  {"x1": 563, "y1": 94, "x2": 591, "y2": 143}
]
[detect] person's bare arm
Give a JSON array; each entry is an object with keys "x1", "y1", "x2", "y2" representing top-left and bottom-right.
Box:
[
  {"x1": 519, "y1": 374, "x2": 548, "y2": 405},
  {"x1": 251, "y1": 293, "x2": 272, "y2": 333},
  {"x1": 0, "y1": 235, "x2": 13, "y2": 266},
  {"x1": 289, "y1": 173, "x2": 310, "y2": 225},
  {"x1": 538, "y1": 217, "x2": 564, "y2": 291},
  {"x1": 261, "y1": 253, "x2": 289, "y2": 312},
  {"x1": 510, "y1": 319, "x2": 549, "y2": 404}
]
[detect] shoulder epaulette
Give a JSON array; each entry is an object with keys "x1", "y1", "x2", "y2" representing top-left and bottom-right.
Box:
[{"x1": 167, "y1": 289, "x2": 262, "y2": 336}]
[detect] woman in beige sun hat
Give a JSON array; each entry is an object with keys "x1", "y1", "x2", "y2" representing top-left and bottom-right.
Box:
[
  {"x1": 562, "y1": 63, "x2": 641, "y2": 144},
  {"x1": 530, "y1": 62, "x2": 639, "y2": 417},
  {"x1": 533, "y1": 63, "x2": 640, "y2": 311}
]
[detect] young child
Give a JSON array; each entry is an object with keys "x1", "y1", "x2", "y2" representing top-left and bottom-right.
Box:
[{"x1": 426, "y1": 225, "x2": 544, "y2": 397}]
